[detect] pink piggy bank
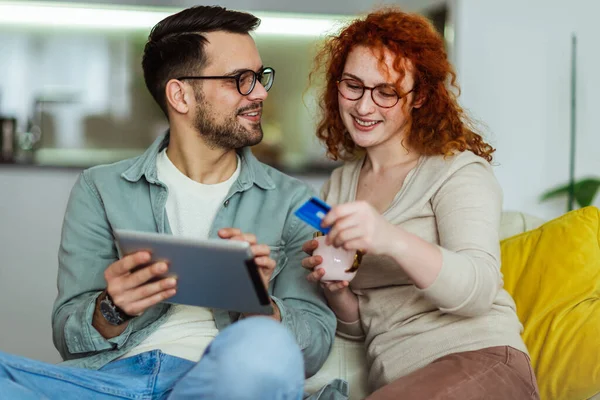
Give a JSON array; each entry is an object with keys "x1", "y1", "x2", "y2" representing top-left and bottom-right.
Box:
[{"x1": 313, "y1": 235, "x2": 362, "y2": 282}]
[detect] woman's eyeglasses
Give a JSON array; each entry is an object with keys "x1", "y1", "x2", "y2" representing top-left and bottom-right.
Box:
[{"x1": 337, "y1": 78, "x2": 414, "y2": 108}]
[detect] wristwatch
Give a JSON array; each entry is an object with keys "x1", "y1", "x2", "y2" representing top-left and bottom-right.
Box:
[{"x1": 99, "y1": 292, "x2": 132, "y2": 326}]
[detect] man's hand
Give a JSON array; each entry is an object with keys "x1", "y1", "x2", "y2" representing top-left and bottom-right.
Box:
[
  {"x1": 92, "y1": 251, "x2": 177, "y2": 338},
  {"x1": 218, "y1": 228, "x2": 280, "y2": 321},
  {"x1": 218, "y1": 228, "x2": 276, "y2": 290}
]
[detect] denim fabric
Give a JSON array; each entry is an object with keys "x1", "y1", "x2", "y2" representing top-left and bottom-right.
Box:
[
  {"x1": 0, "y1": 317, "x2": 305, "y2": 400},
  {"x1": 51, "y1": 133, "x2": 336, "y2": 377}
]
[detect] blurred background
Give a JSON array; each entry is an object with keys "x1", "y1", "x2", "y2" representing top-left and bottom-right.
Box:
[
  {"x1": 1, "y1": 0, "x2": 599, "y2": 364},
  {"x1": 0, "y1": 0, "x2": 448, "y2": 171}
]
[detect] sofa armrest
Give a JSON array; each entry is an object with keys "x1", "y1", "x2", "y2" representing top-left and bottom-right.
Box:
[{"x1": 500, "y1": 211, "x2": 545, "y2": 240}]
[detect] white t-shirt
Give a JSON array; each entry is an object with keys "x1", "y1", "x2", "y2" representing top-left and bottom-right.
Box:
[{"x1": 119, "y1": 148, "x2": 240, "y2": 362}]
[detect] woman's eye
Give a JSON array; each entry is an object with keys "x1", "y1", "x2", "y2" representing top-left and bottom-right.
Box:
[{"x1": 377, "y1": 88, "x2": 397, "y2": 98}]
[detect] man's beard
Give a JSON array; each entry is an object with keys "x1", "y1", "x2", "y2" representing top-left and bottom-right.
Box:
[{"x1": 193, "y1": 93, "x2": 263, "y2": 150}]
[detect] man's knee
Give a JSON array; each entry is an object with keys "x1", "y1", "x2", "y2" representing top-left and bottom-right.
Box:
[
  {"x1": 210, "y1": 317, "x2": 304, "y2": 393},
  {"x1": 216, "y1": 317, "x2": 303, "y2": 373}
]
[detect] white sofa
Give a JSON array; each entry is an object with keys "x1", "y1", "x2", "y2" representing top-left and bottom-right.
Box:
[{"x1": 304, "y1": 211, "x2": 547, "y2": 399}]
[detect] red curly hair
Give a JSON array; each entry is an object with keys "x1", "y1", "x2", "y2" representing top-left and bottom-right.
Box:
[{"x1": 312, "y1": 8, "x2": 494, "y2": 162}]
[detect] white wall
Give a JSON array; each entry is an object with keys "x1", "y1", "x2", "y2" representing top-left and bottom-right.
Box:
[
  {"x1": 454, "y1": 0, "x2": 600, "y2": 220},
  {"x1": 0, "y1": 168, "x2": 79, "y2": 363}
]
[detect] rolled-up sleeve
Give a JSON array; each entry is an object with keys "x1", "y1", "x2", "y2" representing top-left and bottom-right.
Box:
[{"x1": 417, "y1": 161, "x2": 504, "y2": 317}]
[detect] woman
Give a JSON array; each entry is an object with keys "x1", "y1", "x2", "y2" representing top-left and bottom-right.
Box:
[{"x1": 302, "y1": 9, "x2": 540, "y2": 400}]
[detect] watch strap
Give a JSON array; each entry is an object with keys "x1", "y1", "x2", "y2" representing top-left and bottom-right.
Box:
[{"x1": 100, "y1": 291, "x2": 132, "y2": 325}]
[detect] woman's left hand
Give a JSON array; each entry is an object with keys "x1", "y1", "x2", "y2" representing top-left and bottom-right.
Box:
[{"x1": 322, "y1": 201, "x2": 398, "y2": 256}]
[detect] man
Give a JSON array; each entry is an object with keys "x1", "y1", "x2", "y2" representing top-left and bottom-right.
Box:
[{"x1": 0, "y1": 6, "x2": 336, "y2": 399}]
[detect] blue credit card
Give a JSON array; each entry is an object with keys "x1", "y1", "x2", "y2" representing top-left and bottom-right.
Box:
[{"x1": 294, "y1": 197, "x2": 332, "y2": 234}]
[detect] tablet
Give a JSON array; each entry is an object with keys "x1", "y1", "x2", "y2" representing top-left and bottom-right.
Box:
[{"x1": 114, "y1": 229, "x2": 273, "y2": 315}]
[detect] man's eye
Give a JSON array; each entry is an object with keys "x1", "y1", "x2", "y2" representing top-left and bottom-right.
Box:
[{"x1": 238, "y1": 72, "x2": 255, "y2": 84}]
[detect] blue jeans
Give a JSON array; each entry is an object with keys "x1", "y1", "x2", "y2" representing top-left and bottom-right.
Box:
[{"x1": 0, "y1": 317, "x2": 304, "y2": 400}]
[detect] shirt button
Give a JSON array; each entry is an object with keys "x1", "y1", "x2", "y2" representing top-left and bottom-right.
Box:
[{"x1": 224, "y1": 200, "x2": 230, "y2": 207}]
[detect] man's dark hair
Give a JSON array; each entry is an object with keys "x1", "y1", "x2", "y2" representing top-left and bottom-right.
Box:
[{"x1": 142, "y1": 6, "x2": 260, "y2": 117}]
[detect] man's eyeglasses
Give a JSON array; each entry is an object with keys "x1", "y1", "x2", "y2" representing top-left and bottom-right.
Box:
[
  {"x1": 337, "y1": 78, "x2": 414, "y2": 108},
  {"x1": 177, "y1": 67, "x2": 275, "y2": 96}
]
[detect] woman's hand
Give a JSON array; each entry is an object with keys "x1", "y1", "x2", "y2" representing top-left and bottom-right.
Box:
[{"x1": 322, "y1": 200, "x2": 399, "y2": 256}]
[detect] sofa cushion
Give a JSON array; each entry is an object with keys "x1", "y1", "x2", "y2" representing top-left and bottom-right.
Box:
[
  {"x1": 500, "y1": 206, "x2": 600, "y2": 400},
  {"x1": 305, "y1": 336, "x2": 369, "y2": 399}
]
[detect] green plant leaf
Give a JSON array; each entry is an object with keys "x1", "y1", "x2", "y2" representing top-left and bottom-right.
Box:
[
  {"x1": 540, "y1": 184, "x2": 572, "y2": 201},
  {"x1": 575, "y1": 178, "x2": 600, "y2": 207},
  {"x1": 539, "y1": 177, "x2": 600, "y2": 207}
]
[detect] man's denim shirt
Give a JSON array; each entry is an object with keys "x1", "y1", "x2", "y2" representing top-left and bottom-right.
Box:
[{"x1": 52, "y1": 134, "x2": 336, "y2": 377}]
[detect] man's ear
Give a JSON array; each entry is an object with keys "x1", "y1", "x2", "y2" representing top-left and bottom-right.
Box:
[{"x1": 165, "y1": 79, "x2": 191, "y2": 115}]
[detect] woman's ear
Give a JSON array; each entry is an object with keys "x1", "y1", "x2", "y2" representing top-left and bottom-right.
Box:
[
  {"x1": 412, "y1": 90, "x2": 426, "y2": 109},
  {"x1": 165, "y1": 79, "x2": 190, "y2": 115}
]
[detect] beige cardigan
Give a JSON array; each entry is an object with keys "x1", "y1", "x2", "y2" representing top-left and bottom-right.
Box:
[{"x1": 320, "y1": 151, "x2": 528, "y2": 391}]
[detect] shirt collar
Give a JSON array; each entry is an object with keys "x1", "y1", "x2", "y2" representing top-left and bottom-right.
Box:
[{"x1": 121, "y1": 132, "x2": 276, "y2": 190}]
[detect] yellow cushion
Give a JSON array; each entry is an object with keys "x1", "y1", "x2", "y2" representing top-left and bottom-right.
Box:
[{"x1": 500, "y1": 206, "x2": 600, "y2": 400}]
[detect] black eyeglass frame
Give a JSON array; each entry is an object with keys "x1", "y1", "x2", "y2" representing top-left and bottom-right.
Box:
[
  {"x1": 177, "y1": 67, "x2": 275, "y2": 96},
  {"x1": 336, "y1": 78, "x2": 415, "y2": 108}
]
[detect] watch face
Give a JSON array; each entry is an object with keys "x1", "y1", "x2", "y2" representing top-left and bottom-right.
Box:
[{"x1": 100, "y1": 299, "x2": 124, "y2": 325}]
